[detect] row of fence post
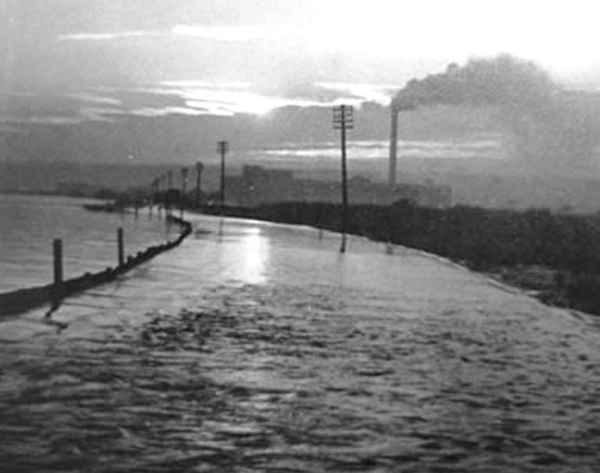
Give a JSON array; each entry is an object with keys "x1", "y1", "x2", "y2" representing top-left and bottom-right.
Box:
[
  {"x1": 52, "y1": 227, "x2": 126, "y2": 290},
  {"x1": 49, "y1": 156, "x2": 215, "y2": 305}
]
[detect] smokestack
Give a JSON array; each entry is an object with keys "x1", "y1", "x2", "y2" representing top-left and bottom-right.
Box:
[
  {"x1": 390, "y1": 55, "x2": 594, "y2": 172},
  {"x1": 388, "y1": 106, "x2": 398, "y2": 186}
]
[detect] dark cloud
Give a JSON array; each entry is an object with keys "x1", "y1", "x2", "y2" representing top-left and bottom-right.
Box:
[
  {"x1": 393, "y1": 55, "x2": 597, "y2": 172},
  {"x1": 4, "y1": 0, "x2": 313, "y2": 37}
]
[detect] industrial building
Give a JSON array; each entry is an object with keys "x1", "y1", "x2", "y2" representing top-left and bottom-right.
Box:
[{"x1": 224, "y1": 165, "x2": 451, "y2": 208}]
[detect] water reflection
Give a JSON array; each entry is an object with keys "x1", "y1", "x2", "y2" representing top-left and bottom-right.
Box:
[{"x1": 232, "y1": 226, "x2": 270, "y2": 285}]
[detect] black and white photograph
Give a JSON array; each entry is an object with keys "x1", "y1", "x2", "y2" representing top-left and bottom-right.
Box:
[{"x1": 1, "y1": 1, "x2": 600, "y2": 471}]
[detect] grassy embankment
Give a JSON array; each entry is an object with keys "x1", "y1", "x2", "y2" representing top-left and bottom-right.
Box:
[{"x1": 209, "y1": 202, "x2": 600, "y2": 316}]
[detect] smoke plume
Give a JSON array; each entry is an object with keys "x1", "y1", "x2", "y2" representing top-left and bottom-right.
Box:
[{"x1": 393, "y1": 55, "x2": 595, "y2": 172}]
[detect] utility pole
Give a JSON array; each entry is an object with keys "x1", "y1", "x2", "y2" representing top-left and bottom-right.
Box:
[
  {"x1": 195, "y1": 161, "x2": 204, "y2": 208},
  {"x1": 217, "y1": 141, "x2": 229, "y2": 213},
  {"x1": 180, "y1": 167, "x2": 188, "y2": 218},
  {"x1": 333, "y1": 104, "x2": 354, "y2": 253}
]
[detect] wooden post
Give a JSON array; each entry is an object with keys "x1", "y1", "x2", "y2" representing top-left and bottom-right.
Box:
[
  {"x1": 117, "y1": 228, "x2": 125, "y2": 267},
  {"x1": 53, "y1": 238, "x2": 63, "y2": 286},
  {"x1": 52, "y1": 238, "x2": 64, "y2": 308}
]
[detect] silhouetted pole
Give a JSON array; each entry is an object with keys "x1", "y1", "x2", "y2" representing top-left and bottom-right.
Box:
[
  {"x1": 195, "y1": 161, "x2": 204, "y2": 208},
  {"x1": 180, "y1": 167, "x2": 188, "y2": 218},
  {"x1": 52, "y1": 238, "x2": 64, "y2": 309},
  {"x1": 333, "y1": 104, "x2": 354, "y2": 253},
  {"x1": 53, "y1": 238, "x2": 63, "y2": 287},
  {"x1": 117, "y1": 227, "x2": 125, "y2": 267},
  {"x1": 218, "y1": 141, "x2": 229, "y2": 214}
]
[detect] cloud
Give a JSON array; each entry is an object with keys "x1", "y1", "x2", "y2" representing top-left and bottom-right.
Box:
[
  {"x1": 1, "y1": 79, "x2": 395, "y2": 129},
  {"x1": 171, "y1": 24, "x2": 294, "y2": 42},
  {"x1": 0, "y1": 90, "x2": 122, "y2": 125},
  {"x1": 79, "y1": 108, "x2": 121, "y2": 122},
  {"x1": 67, "y1": 92, "x2": 122, "y2": 106},
  {"x1": 316, "y1": 83, "x2": 397, "y2": 106},
  {"x1": 127, "y1": 106, "x2": 218, "y2": 118},
  {"x1": 84, "y1": 84, "x2": 328, "y2": 117},
  {"x1": 58, "y1": 24, "x2": 296, "y2": 44},
  {"x1": 8, "y1": 116, "x2": 86, "y2": 126},
  {"x1": 160, "y1": 80, "x2": 253, "y2": 89},
  {"x1": 182, "y1": 93, "x2": 323, "y2": 116},
  {"x1": 253, "y1": 138, "x2": 503, "y2": 162},
  {"x1": 150, "y1": 82, "x2": 346, "y2": 116},
  {"x1": 58, "y1": 31, "x2": 159, "y2": 41}
]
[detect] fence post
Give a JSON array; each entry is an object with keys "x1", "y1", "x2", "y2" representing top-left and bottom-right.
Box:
[
  {"x1": 52, "y1": 238, "x2": 63, "y2": 306},
  {"x1": 53, "y1": 238, "x2": 63, "y2": 286},
  {"x1": 117, "y1": 228, "x2": 125, "y2": 267}
]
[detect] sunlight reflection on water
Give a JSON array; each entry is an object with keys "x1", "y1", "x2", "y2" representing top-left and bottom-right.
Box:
[{"x1": 237, "y1": 226, "x2": 269, "y2": 285}]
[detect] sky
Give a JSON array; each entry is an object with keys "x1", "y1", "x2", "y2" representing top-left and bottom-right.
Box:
[{"x1": 1, "y1": 0, "x2": 600, "y2": 166}]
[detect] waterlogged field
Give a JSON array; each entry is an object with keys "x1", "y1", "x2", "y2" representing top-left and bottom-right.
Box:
[{"x1": 1, "y1": 215, "x2": 600, "y2": 472}]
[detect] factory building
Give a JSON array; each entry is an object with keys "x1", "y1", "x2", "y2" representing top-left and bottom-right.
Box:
[{"x1": 224, "y1": 165, "x2": 451, "y2": 208}]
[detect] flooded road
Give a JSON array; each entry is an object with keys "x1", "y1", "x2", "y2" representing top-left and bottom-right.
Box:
[{"x1": 1, "y1": 214, "x2": 600, "y2": 472}]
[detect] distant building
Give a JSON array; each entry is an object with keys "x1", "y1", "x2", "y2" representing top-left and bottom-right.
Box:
[{"x1": 225, "y1": 165, "x2": 451, "y2": 208}]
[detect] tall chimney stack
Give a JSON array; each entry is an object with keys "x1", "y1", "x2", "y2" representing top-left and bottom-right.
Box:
[{"x1": 388, "y1": 107, "x2": 398, "y2": 186}]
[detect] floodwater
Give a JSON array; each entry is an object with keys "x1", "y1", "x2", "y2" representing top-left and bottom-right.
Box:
[
  {"x1": 0, "y1": 194, "x2": 175, "y2": 293},
  {"x1": 1, "y1": 212, "x2": 600, "y2": 472}
]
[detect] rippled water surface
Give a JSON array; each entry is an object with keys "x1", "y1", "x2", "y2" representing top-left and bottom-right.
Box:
[{"x1": 2, "y1": 212, "x2": 600, "y2": 472}]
